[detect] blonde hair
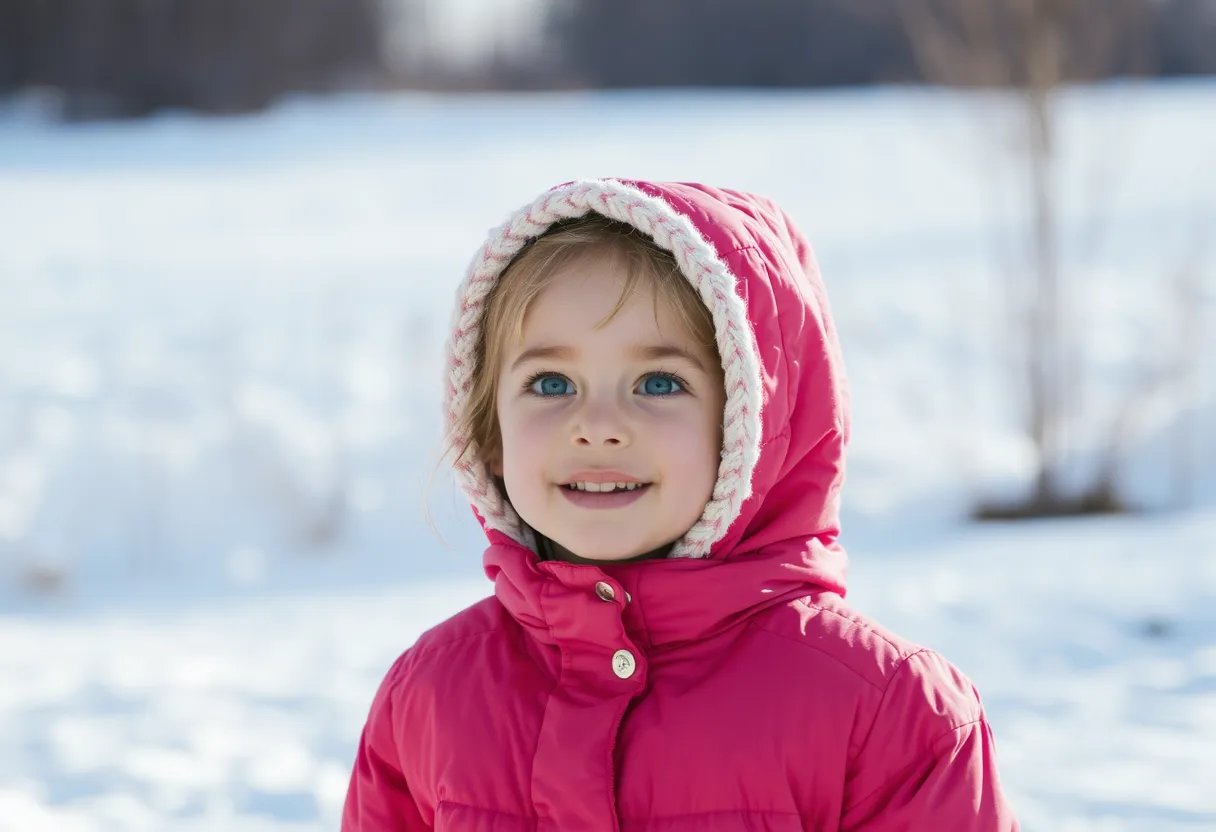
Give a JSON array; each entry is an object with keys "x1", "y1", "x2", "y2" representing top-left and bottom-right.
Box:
[{"x1": 453, "y1": 212, "x2": 720, "y2": 481}]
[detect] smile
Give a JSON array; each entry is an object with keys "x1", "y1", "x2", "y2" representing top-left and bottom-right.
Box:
[
  {"x1": 558, "y1": 482, "x2": 652, "y2": 509},
  {"x1": 562, "y1": 482, "x2": 649, "y2": 492}
]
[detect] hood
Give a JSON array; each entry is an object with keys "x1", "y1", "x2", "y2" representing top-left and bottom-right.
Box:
[{"x1": 444, "y1": 180, "x2": 849, "y2": 602}]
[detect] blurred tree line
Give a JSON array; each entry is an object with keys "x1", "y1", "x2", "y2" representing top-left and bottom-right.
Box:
[
  {"x1": 0, "y1": 0, "x2": 1212, "y2": 119},
  {"x1": 0, "y1": 0, "x2": 384, "y2": 119},
  {"x1": 546, "y1": 0, "x2": 916, "y2": 87},
  {"x1": 545, "y1": 0, "x2": 1216, "y2": 88}
]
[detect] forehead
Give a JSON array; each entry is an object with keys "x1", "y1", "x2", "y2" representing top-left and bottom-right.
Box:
[{"x1": 519, "y1": 251, "x2": 683, "y2": 342}]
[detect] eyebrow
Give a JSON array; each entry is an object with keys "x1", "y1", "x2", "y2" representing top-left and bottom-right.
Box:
[
  {"x1": 509, "y1": 345, "x2": 575, "y2": 372},
  {"x1": 509, "y1": 343, "x2": 707, "y2": 373},
  {"x1": 631, "y1": 344, "x2": 708, "y2": 372}
]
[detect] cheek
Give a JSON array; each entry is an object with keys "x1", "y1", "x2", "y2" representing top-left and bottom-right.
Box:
[
  {"x1": 498, "y1": 404, "x2": 559, "y2": 470},
  {"x1": 649, "y1": 407, "x2": 721, "y2": 472}
]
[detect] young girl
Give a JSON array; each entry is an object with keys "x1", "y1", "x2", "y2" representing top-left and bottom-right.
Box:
[{"x1": 344, "y1": 179, "x2": 1018, "y2": 831}]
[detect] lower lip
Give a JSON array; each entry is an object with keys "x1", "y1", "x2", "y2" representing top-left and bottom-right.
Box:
[{"x1": 559, "y1": 484, "x2": 651, "y2": 509}]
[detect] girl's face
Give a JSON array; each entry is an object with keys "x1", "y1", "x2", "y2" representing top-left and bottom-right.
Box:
[{"x1": 494, "y1": 252, "x2": 725, "y2": 562}]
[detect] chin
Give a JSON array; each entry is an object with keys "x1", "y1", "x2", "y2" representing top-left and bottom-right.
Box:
[{"x1": 574, "y1": 546, "x2": 642, "y2": 562}]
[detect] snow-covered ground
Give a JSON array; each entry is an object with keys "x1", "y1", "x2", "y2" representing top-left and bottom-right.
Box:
[{"x1": 0, "y1": 83, "x2": 1214, "y2": 830}]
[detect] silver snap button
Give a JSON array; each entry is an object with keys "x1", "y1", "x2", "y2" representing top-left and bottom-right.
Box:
[
  {"x1": 625, "y1": 591, "x2": 632, "y2": 604},
  {"x1": 612, "y1": 649, "x2": 636, "y2": 679},
  {"x1": 594, "y1": 581, "x2": 615, "y2": 602}
]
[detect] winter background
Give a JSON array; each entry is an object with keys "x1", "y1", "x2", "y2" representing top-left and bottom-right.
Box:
[{"x1": 2, "y1": 2, "x2": 1216, "y2": 830}]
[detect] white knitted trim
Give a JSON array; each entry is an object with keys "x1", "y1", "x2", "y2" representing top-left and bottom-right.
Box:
[{"x1": 444, "y1": 180, "x2": 763, "y2": 558}]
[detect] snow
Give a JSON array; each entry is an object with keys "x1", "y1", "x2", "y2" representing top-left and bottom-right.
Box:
[{"x1": 1, "y1": 82, "x2": 1214, "y2": 830}]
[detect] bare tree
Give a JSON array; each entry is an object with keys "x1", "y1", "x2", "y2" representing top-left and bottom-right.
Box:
[{"x1": 890, "y1": 0, "x2": 1155, "y2": 515}]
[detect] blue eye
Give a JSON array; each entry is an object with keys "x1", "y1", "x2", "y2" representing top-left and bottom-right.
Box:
[
  {"x1": 528, "y1": 374, "x2": 575, "y2": 396},
  {"x1": 639, "y1": 374, "x2": 683, "y2": 396}
]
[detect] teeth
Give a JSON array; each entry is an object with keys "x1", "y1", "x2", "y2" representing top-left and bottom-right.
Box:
[{"x1": 566, "y1": 482, "x2": 645, "y2": 492}]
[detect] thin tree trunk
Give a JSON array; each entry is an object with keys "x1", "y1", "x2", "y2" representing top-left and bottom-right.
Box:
[
  {"x1": 1027, "y1": 85, "x2": 1062, "y2": 505},
  {"x1": 1024, "y1": 2, "x2": 1064, "y2": 506}
]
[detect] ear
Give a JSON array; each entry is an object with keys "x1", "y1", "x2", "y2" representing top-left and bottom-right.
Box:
[{"x1": 489, "y1": 453, "x2": 503, "y2": 477}]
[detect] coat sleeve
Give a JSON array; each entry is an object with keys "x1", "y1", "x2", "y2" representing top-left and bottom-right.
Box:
[
  {"x1": 840, "y1": 650, "x2": 1018, "y2": 832},
  {"x1": 342, "y1": 652, "x2": 430, "y2": 831}
]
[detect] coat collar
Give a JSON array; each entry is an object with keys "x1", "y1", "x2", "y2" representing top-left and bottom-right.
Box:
[{"x1": 485, "y1": 533, "x2": 847, "y2": 651}]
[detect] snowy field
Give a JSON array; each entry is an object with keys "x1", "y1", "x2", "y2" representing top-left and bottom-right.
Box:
[{"x1": 1, "y1": 83, "x2": 1214, "y2": 830}]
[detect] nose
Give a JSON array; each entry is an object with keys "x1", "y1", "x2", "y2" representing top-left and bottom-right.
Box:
[{"x1": 570, "y1": 396, "x2": 631, "y2": 449}]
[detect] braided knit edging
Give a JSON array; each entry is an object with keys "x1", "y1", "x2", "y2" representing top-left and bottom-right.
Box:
[{"x1": 443, "y1": 179, "x2": 763, "y2": 558}]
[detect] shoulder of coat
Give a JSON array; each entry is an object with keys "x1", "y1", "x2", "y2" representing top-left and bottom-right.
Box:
[
  {"x1": 404, "y1": 595, "x2": 512, "y2": 666},
  {"x1": 748, "y1": 594, "x2": 926, "y2": 693}
]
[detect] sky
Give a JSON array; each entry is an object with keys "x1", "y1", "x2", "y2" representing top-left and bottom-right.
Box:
[{"x1": 383, "y1": 0, "x2": 547, "y2": 69}]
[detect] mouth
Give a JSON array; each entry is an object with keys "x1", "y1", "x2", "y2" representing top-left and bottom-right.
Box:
[
  {"x1": 557, "y1": 480, "x2": 652, "y2": 509},
  {"x1": 560, "y1": 481, "x2": 650, "y2": 493}
]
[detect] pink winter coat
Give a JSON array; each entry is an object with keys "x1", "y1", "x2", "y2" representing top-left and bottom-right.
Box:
[{"x1": 344, "y1": 180, "x2": 1018, "y2": 831}]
